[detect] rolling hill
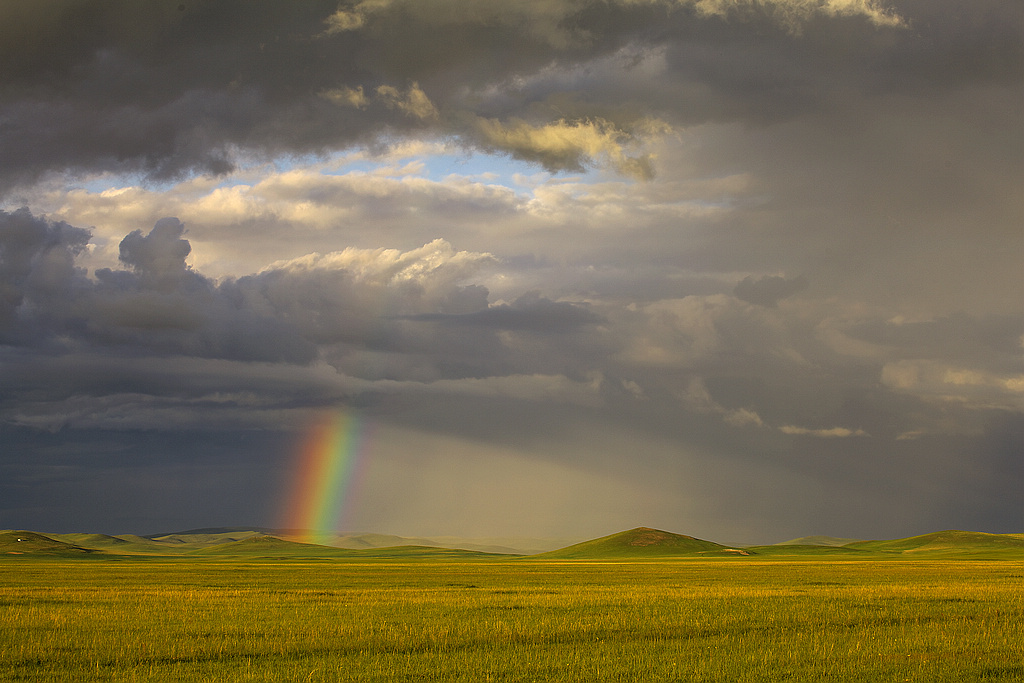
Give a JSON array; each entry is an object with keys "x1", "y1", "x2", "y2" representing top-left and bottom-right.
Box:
[
  {"x1": 148, "y1": 530, "x2": 264, "y2": 546},
  {"x1": 7, "y1": 526, "x2": 1024, "y2": 560},
  {"x1": 775, "y1": 535, "x2": 864, "y2": 547},
  {"x1": 845, "y1": 530, "x2": 1024, "y2": 557},
  {"x1": 48, "y1": 533, "x2": 188, "y2": 555},
  {"x1": 190, "y1": 535, "x2": 356, "y2": 557},
  {"x1": 536, "y1": 527, "x2": 749, "y2": 559},
  {"x1": 141, "y1": 527, "x2": 529, "y2": 554},
  {"x1": 741, "y1": 544, "x2": 870, "y2": 557},
  {"x1": 193, "y1": 535, "x2": 513, "y2": 559},
  {"x1": 270, "y1": 530, "x2": 527, "y2": 554},
  {"x1": 0, "y1": 530, "x2": 98, "y2": 556}
]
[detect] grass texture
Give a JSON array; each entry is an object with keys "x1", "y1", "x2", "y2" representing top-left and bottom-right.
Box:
[{"x1": 3, "y1": 557, "x2": 1024, "y2": 681}]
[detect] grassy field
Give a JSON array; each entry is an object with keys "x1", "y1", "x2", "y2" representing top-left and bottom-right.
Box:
[{"x1": 3, "y1": 556, "x2": 1024, "y2": 682}]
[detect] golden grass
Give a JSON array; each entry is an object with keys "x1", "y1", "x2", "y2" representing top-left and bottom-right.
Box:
[{"x1": 2, "y1": 559, "x2": 1023, "y2": 681}]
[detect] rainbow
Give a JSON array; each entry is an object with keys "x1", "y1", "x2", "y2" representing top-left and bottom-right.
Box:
[{"x1": 281, "y1": 410, "x2": 369, "y2": 544}]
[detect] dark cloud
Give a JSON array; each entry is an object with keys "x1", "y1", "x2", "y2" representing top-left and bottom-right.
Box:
[
  {"x1": 2, "y1": 202, "x2": 1024, "y2": 540},
  {"x1": 0, "y1": 425, "x2": 289, "y2": 535},
  {"x1": 117, "y1": 217, "x2": 194, "y2": 288},
  {"x1": 5, "y1": 0, "x2": 1020, "y2": 192},
  {"x1": 2, "y1": 210, "x2": 553, "y2": 400},
  {"x1": 0, "y1": 207, "x2": 91, "y2": 341},
  {"x1": 0, "y1": 210, "x2": 315, "y2": 362}
]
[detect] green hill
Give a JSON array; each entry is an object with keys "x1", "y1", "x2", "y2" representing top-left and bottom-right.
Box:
[
  {"x1": 0, "y1": 530, "x2": 99, "y2": 556},
  {"x1": 536, "y1": 527, "x2": 747, "y2": 559},
  {"x1": 846, "y1": 530, "x2": 1024, "y2": 557}
]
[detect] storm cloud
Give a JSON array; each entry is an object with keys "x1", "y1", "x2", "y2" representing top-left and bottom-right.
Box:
[
  {"x1": 5, "y1": 0, "x2": 1010, "y2": 190},
  {"x1": 1, "y1": 0, "x2": 1022, "y2": 543}
]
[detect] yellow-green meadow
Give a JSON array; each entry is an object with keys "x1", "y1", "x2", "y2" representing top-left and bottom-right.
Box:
[{"x1": 3, "y1": 557, "x2": 1023, "y2": 682}]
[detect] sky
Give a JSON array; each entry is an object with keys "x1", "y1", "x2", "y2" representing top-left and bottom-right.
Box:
[{"x1": 1, "y1": 0, "x2": 1022, "y2": 545}]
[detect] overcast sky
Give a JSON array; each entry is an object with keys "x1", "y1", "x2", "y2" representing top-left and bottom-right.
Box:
[{"x1": 2, "y1": 0, "x2": 1022, "y2": 544}]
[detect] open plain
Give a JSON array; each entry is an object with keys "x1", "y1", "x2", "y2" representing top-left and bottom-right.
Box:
[{"x1": 3, "y1": 535, "x2": 1024, "y2": 682}]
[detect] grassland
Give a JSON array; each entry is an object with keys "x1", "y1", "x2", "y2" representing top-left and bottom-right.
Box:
[{"x1": 3, "y1": 554, "x2": 1024, "y2": 682}]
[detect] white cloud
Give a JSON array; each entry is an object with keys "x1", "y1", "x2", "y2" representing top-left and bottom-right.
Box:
[
  {"x1": 320, "y1": 86, "x2": 369, "y2": 108},
  {"x1": 679, "y1": 377, "x2": 767, "y2": 428},
  {"x1": 779, "y1": 425, "x2": 869, "y2": 438},
  {"x1": 881, "y1": 359, "x2": 1024, "y2": 411},
  {"x1": 474, "y1": 117, "x2": 667, "y2": 180},
  {"x1": 692, "y1": 0, "x2": 904, "y2": 30},
  {"x1": 376, "y1": 83, "x2": 439, "y2": 120}
]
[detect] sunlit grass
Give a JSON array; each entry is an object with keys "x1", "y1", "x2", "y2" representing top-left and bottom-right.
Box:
[{"x1": 2, "y1": 559, "x2": 1023, "y2": 681}]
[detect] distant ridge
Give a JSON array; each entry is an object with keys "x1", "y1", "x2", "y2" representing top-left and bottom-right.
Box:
[
  {"x1": 537, "y1": 527, "x2": 748, "y2": 559},
  {"x1": 152, "y1": 528, "x2": 528, "y2": 554},
  {"x1": 149, "y1": 530, "x2": 264, "y2": 546},
  {"x1": 194, "y1": 535, "x2": 512, "y2": 559},
  {"x1": 147, "y1": 527, "x2": 281, "y2": 538},
  {"x1": 191, "y1": 535, "x2": 353, "y2": 557},
  {"x1": 6, "y1": 527, "x2": 1024, "y2": 560},
  {"x1": 775, "y1": 535, "x2": 864, "y2": 547}
]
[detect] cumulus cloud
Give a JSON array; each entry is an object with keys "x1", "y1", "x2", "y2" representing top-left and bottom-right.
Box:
[
  {"x1": 117, "y1": 218, "x2": 196, "y2": 290},
  {"x1": 0, "y1": 208, "x2": 91, "y2": 337},
  {"x1": 692, "y1": 0, "x2": 904, "y2": 30},
  {"x1": 0, "y1": 210, "x2": 510, "y2": 368}
]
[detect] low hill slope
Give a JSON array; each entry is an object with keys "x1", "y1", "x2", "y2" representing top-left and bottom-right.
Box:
[
  {"x1": 150, "y1": 530, "x2": 264, "y2": 546},
  {"x1": 351, "y1": 545, "x2": 515, "y2": 559},
  {"x1": 156, "y1": 527, "x2": 279, "y2": 536},
  {"x1": 190, "y1": 535, "x2": 355, "y2": 557},
  {"x1": 153, "y1": 527, "x2": 537, "y2": 554},
  {"x1": 847, "y1": 530, "x2": 1024, "y2": 556},
  {"x1": 742, "y1": 544, "x2": 870, "y2": 557},
  {"x1": 0, "y1": 530, "x2": 99, "y2": 556},
  {"x1": 52, "y1": 533, "x2": 207, "y2": 555},
  {"x1": 537, "y1": 527, "x2": 747, "y2": 559},
  {"x1": 50, "y1": 533, "x2": 149, "y2": 553},
  {"x1": 193, "y1": 536, "x2": 509, "y2": 560},
  {"x1": 776, "y1": 536, "x2": 864, "y2": 547},
  {"x1": 273, "y1": 531, "x2": 429, "y2": 550}
]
